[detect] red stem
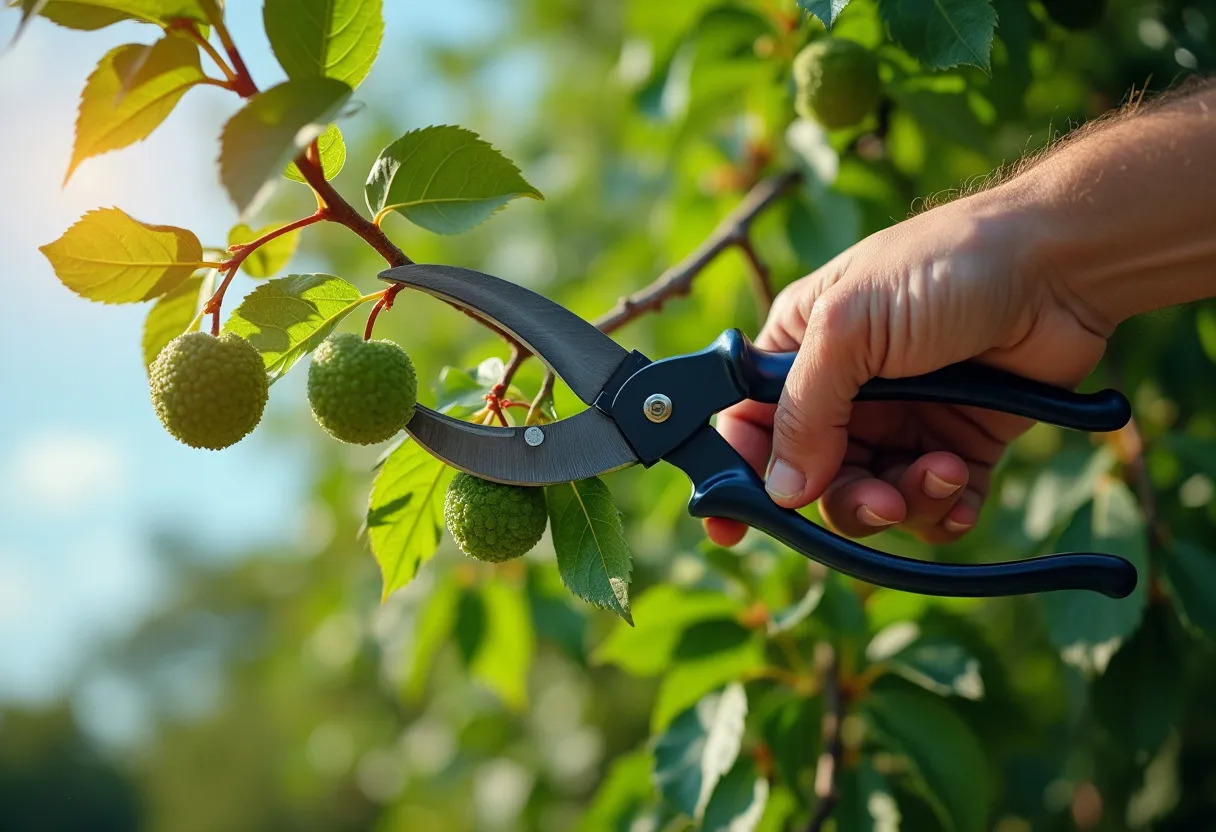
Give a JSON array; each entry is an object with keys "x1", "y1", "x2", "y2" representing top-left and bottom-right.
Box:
[{"x1": 364, "y1": 285, "x2": 400, "y2": 340}]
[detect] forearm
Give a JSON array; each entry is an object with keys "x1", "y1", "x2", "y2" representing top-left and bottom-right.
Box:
[{"x1": 991, "y1": 80, "x2": 1216, "y2": 328}]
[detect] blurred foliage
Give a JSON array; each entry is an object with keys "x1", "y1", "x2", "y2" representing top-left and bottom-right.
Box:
[{"x1": 7, "y1": 0, "x2": 1216, "y2": 830}]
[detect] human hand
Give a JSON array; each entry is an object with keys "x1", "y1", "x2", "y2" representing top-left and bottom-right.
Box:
[{"x1": 706, "y1": 190, "x2": 1113, "y2": 546}]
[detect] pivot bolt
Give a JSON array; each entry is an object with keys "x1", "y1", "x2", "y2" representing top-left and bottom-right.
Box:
[
  {"x1": 643, "y1": 394, "x2": 672, "y2": 423},
  {"x1": 524, "y1": 426, "x2": 545, "y2": 447}
]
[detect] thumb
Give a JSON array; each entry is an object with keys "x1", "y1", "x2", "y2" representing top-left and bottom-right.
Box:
[{"x1": 765, "y1": 286, "x2": 877, "y2": 509}]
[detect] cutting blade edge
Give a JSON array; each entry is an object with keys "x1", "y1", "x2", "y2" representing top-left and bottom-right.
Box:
[
  {"x1": 380, "y1": 263, "x2": 629, "y2": 405},
  {"x1": 405, "y1": 405, "x2": 639, "y2": 486}
]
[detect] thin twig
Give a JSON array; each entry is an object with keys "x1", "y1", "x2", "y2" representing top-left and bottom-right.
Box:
[
  {"x1": 493, "y1": 345, "x2": 527, "y2": 398},
  {"x1": 806, "y1": 649, "x2": 844, "y2": 832},
  {"x1": 737, "y1": 235, "x2": 774, "y2": 325},
  {"x1": 525, "y1": 371, "x2": 557, "y2": 425},
  {"x1": 594, "y1": 169, "x2": 801, "y2": 334}
]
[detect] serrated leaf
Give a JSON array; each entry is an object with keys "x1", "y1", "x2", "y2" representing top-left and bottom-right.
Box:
[
  {"x1": 219, "y1": 78, "x2": 352, "y2": 216},
  {"x1": 226, "y1": 223, "x2": 299, "y2": 278},
  {"x1": 468, "y1": 581, "x2": 534, "y2": 708},
  {"x1": 877, "y1": 0, "x2": 997, "y2": 71},
  {"x1": 284, "y1": 123, "x2": 345, "y2": 183},
  {"x1": 653, "y1": 683, "x2": 748, "y2": 820},
  {"x1": 264, "y1": 0, "x2": 383, "y2": 88},
  {"x1": 141, "y1": 272, "x2": 210, "y2": 368},
  {"x1": 40, "y1": 207, "x2": 203, "y2": 303},
  {"x1": 593, "y1": 586, "x2": 743, "y2": 675},
  {"x1": 26, "y1": 0, "x2": 209, "y2": 27},
  {"x1": 1163, "y1": 538, "x2": 1216, "y2": 639},
  {"x1": 365, "y1": 125, "x2": 542, "y2": 234},
  {"x1": 1038, "y1": 478, "x2": 1148, "y2": 675},
  {"x1": 546, "y1": 477, "x2": 633, "y2": 624},
  {"x1": 797, "y1": 0, "x2": 851, "y2": 27},
  {"x1": 35, "y1": 1, "x2": 130, "y2": 29},
  {"x1": 67, "y1": 35, "x2": 204, "y2": 181},
  {"x1": 222, "y1": 273, "x2": 365, "y2": 382},
  {"x1": 865, "y1": 685, "x2": 988, "y2": 832},
  {"x1": 367, "y1": 439, "x2": 455, "y2": 600}
]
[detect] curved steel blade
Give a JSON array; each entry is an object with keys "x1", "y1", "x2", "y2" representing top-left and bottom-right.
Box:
[
  {"x1": 406, "y1": 405, "x2": 639, "y2": 485},
  {"x1": 380, "y1": 264, "x2": 628, "y2": 404}
]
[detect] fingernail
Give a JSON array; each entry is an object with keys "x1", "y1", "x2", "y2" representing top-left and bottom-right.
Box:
[
  {"x1": 943, "y1": 518, "x2": 974, "y2": 534},
  {"x1": 766, "y1": 459, "x2": 805, "y2": 501},
  {"x1": 923, "y1": 470, "x2": 963, "y2": 500},
  {"x1": 857, "y1": 506, "x2": 898, "y2": 527}
]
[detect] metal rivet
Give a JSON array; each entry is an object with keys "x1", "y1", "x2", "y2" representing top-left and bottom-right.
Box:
[
  {"x1": 524, "y1": 426, "x2": 545, "y2": 447},
  {"x1": 643, "y1": 393, "x2": 672, "y2": 423}
]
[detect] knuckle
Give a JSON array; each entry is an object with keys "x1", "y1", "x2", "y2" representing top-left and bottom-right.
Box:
[{"x1": 771, "y1": 402, "x2": 813, "y2": 449}]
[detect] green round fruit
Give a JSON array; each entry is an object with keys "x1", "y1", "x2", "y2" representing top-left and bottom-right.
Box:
[
  {"x1": 444, "y1": 473, "x2": 547, "y2": 563},
  {"x1": 1041, "y1": 0, "x2": 1105, "y2": 31},
  {"x1": 307, "y1": 334, "x2": 418, "y2": 445},
  {"x1": 150, "y1": 331, "x2": 268, "y2": 450},
  {"x1": 792, "y1": 38, "x2": 882, "y2": 130}
]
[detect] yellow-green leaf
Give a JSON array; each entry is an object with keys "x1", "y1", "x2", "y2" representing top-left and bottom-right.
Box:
[
  {"x1": 284, "y1": 123, "x2": 346, "y2": 183},
  {"x1": 263, "y1": 0, "x2": 383, "y2": 88},
  {"x1": 219, "y1": 78, "x2": 352, "y2": 216},
  {"x1": 222, "y1": 273, "x2": 365, "y2": 382},
  {"x1": 141, "y1": 272, "x2": 211, "y2": 368},
  {"x1": 67, "y1": 34, "x2": 205, "y2": 182},
  {"x1": 468, "y1": 581, "x2": 534, "y2": 709},
  {"x1": 40, "y1": 207, "x2": 203, "y2": 303},
  {"x1": 365, "y1": 125, "x2": 543, "y2": 235},
  {"x1": 367, "y1": 439, "x2": 455, "y2": 599},
  {"x1": 226, "y1": 223, "x2": 299, "y2": 278}
]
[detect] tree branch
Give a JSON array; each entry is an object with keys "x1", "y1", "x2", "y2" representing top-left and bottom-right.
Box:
[
  {"x1": 594, "y1": 169, "x2": 800, "y2": 334},
  {"x1": 806, "y1": 648, "x2": 844, "y2": 832}
]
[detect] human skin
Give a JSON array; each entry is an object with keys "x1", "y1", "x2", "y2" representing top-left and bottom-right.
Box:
[{"x1": 707, "y1": 80, "x2": 1216, "y2": 547}]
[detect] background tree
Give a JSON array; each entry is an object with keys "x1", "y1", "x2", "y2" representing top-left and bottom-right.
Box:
[{"x1": 5, "y1": 0, "x2": 1216, "y2": 830}]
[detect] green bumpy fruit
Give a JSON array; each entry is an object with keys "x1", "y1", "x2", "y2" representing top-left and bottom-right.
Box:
[
  {"x1": 444, "y1": 473, "x2": 548, "y2": 563},
  {"x1": 793, "y1": 38, "x2": 882, "y2": 130},
  {"x1": 307, "y1": 334, "x2": 418, "y2": 445},
  {"x1": 150, "y1": 331, "x2": 268, "y2": 450}
]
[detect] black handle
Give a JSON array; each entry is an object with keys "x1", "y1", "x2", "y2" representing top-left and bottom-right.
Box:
[
  {"x1": 665, "y1": 425, "x2": 1138, "y2": 598},
  {"x1": 721, "y1": 330, "x2": 1130, "y2": 432}
]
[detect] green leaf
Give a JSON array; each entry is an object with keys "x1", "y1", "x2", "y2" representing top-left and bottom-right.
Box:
[
  {"x1": 767, "y1": 580, "x2": 824, "y2": 636},
  {"x1": 467, "y1": 581, "x2": 534, "y2": 709},
  {"x1": 593, "y1": 585, "x2": 743, "y2": 676},
  {"x1": 67, "y1": 35, "x2": 205, "y2": 182},
  {"x1": 867, "y1": 622, "x2": 984, "y2": 700},
  {"x1": 40, "y1": 207, "x2": 202, "y2": 303},
  {"x1": 886, "y1": 83, "x2": 990, "y2": 152},
  {"x1": 27, "y1": 0, "x2": 209, "y2": 27},
  {"x1": 546, "y1": 477, "x2": 634, "y2": 624},
  {"x1": 1038, "y1": 479, "x2": 1148, "y2": 675},
  {"x1": 1162, "y1": 538, "x2": 1216, "y2": 639},
  {"x1": 34, "y1": 1, "x2": 131, "y2": 30},
  {"x1": 761, "y1": 694, "x2": 821, "y2": 801},
  {"x1": 226, "y1": 223, "x2": 300, "y2": 278},
  {"x1": 1091, "y1": 603, "x2": 1186, "y2": 758},
  {"x1": 432, "y1": 360, "x2": 525, "y2": 419},
  {"x1": 366, "y1": 439, "x2": 455, "y2": 600},
  {"x1": 141, "y1": 272, "x2": 210, "y2": 368},
  {"x1": 797, "y1": 1, "x2": 851, "y2": 28},
  {"x1": 404, "y1": 572, "x2": 460, "y2": 701},
  {"x1": 836, "y1": 759, "x2": 901, "y2": 832},
  {"x1": 263, "y1": 0, "x2": 383, "y2": 88},
  {"x1": 219, "y1": 78, "x2": 352, "y2": 216},
  {"x1": 365, "y1": 125, "x2": 543, "y2": 234},
  {"x1": 577, "y1": 750, "x2": 654, "y2": 832},
  {"x1": 284, "y1": 123, "x2": 346, "y2": 183},
  {"x1": 653, "y1": 683, "x2": 748, "y2": 819},
  {"x1": 1022, "y1": 446, "x2": 1117, "y2": 542},
  {"x1": 865, "y1": 685, "x2": 988, "y2": 832},
  {"x1": 652, "y1": 623, "x2": 765, "y2": 731},
  {"x1": 222, "y1": 273, "x2": 365, "y2": 382},
  {"x1": 877, "y1": 0, "x2": 997, "y2": 71},
  {"x1": 702, "y1": 756, "x2": 769, "y2": 832},
  {"x1": 1196, "y1": 306, "x2": 1216, "y2": 366}
]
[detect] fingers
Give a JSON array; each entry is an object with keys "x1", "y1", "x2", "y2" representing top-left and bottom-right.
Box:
[{"x1": 766, "y1": 288, "x2": 875, "y2": 509}]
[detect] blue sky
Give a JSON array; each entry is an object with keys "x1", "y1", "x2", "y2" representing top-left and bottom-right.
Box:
[{"x1": 0, "y1": 1, "x2": 520, "y2": 705}]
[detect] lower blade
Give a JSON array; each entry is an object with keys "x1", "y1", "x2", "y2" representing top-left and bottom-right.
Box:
[{"x1": 406, "y1": 405, "x2": 639, "y2": 485}]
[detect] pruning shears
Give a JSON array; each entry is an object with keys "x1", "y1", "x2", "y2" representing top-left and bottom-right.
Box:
[{"x1": 380, "y1": 263, "x2": 1138, "y2": 600}]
